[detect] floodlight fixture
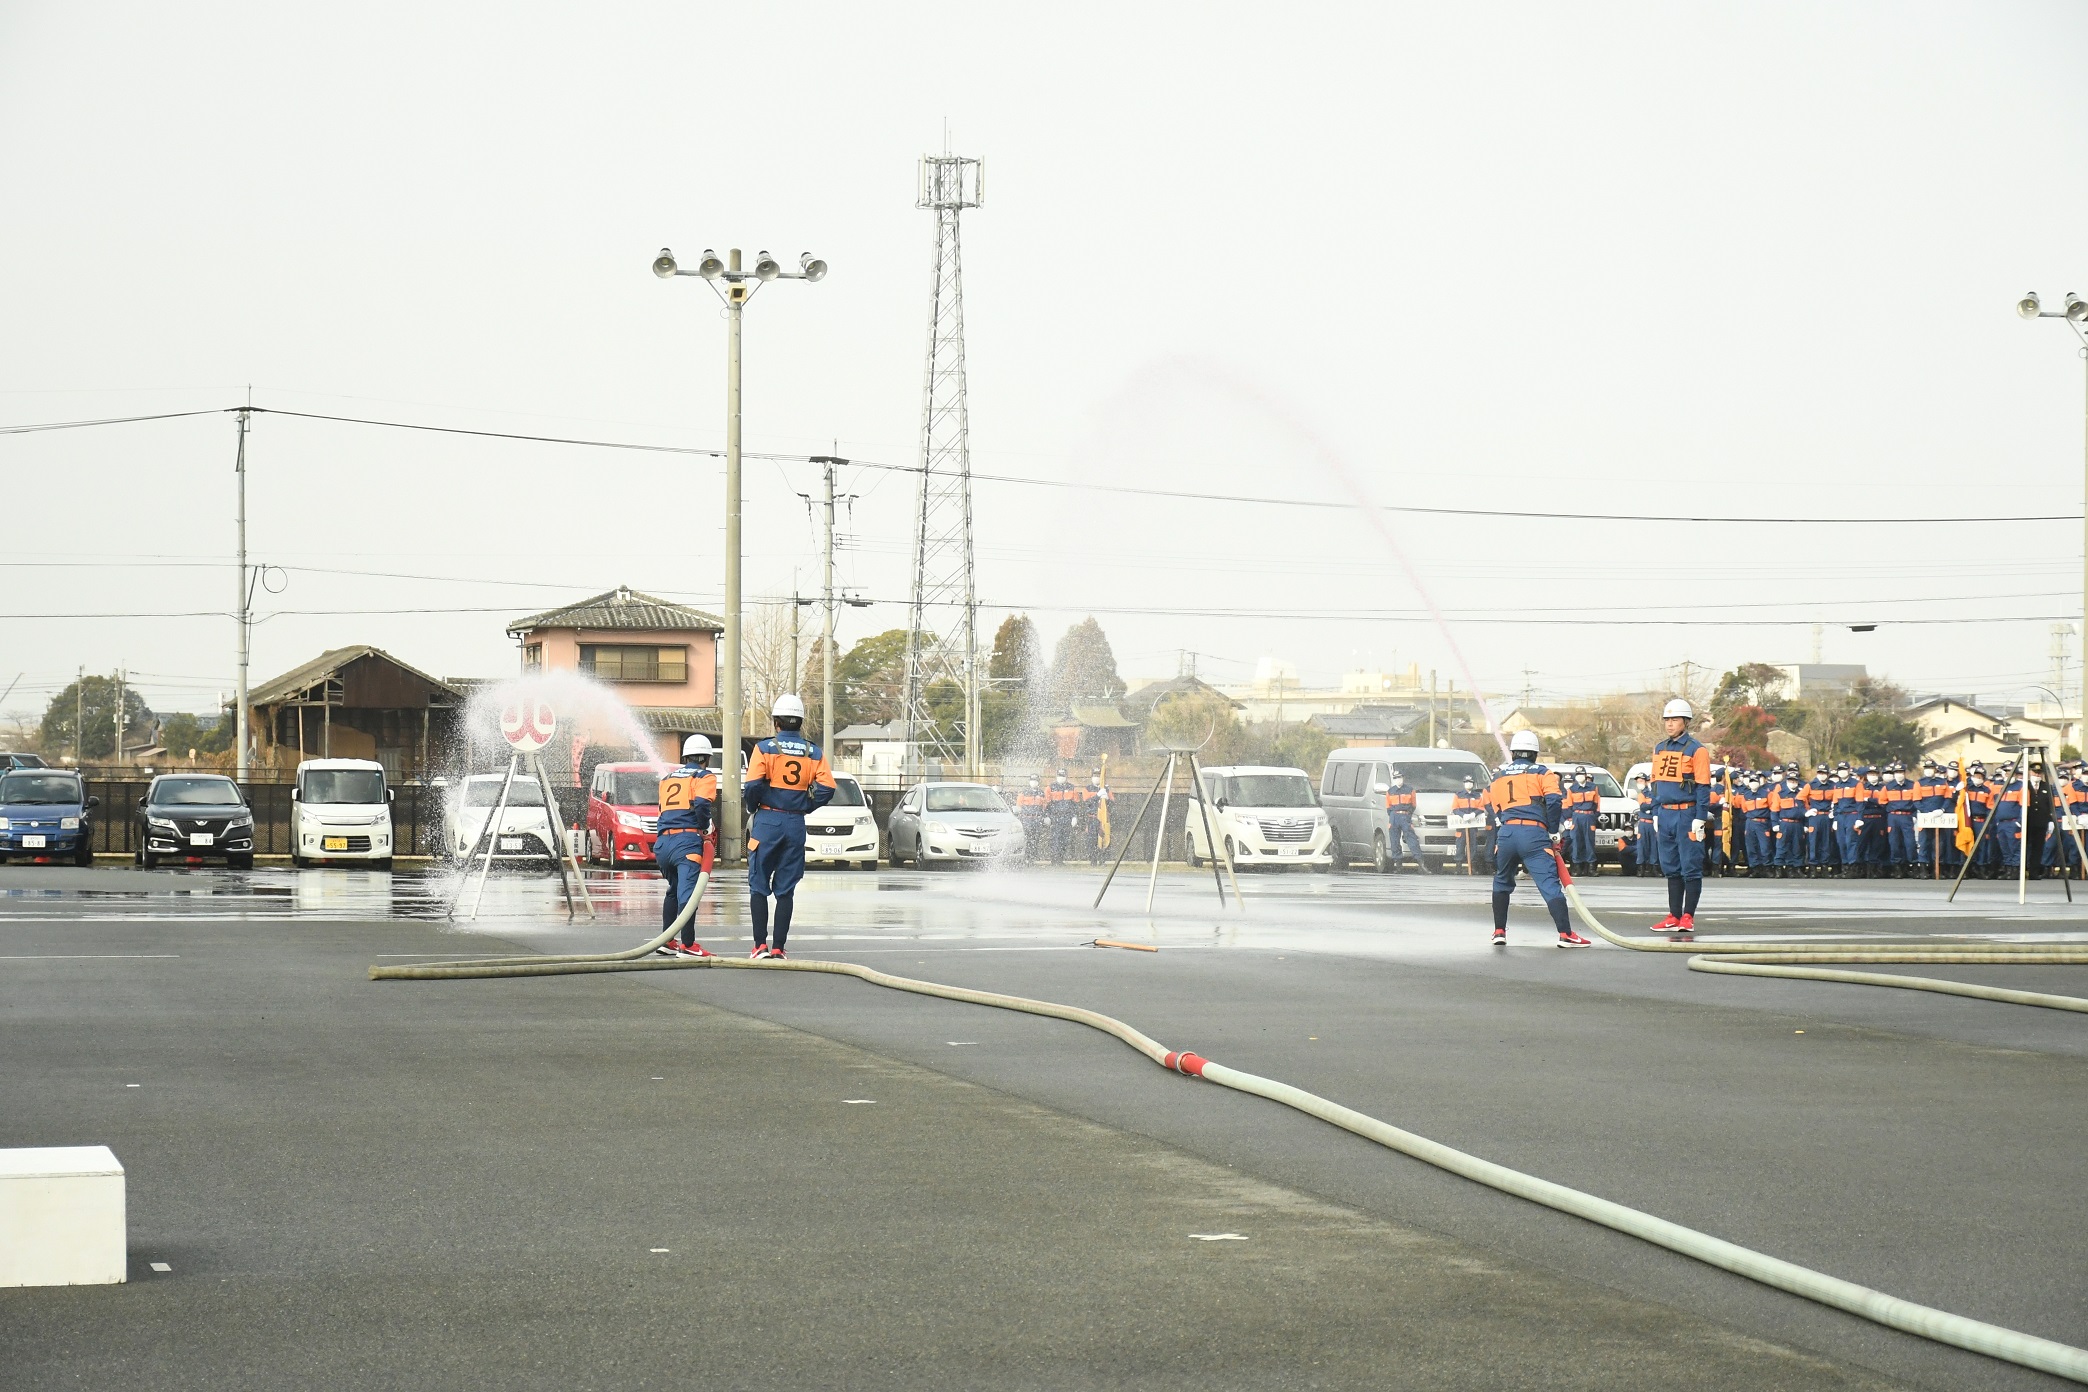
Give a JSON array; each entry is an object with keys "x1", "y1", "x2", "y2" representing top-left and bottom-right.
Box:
[
  {"x1": 2068, "y1": 294, "x2": 2088, "y2": 323},
  {"x1": 2018, "y1": 292, "x2": 2043, "y2": 319},
  {"x1": 653, "y1": 248, "x2": 678, "y2": 279},
  {"x1": 753, "y1": 250, "x2": 781, "y2": 281},
  {"x1": 800, "y1": 252, "x2": 828, "y2": 282},
  {"x1": 697, "y1": 248, "x2": 724, "y2": 279}
]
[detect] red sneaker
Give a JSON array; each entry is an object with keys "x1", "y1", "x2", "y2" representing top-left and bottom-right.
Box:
[
  {"x1": 1672, "y1": 914, "x2": 1694, "y2": 941},
  {"x1": 1651, "y1": 914, "x2": 1681, "y2": 932},
  {"x1": 1490, "y1": 928, "x2": 1507, "y2": 946},
  {"x1": 750, "y1": 945, "x2": 771, "y2": 959},
  {"x1": 1557, "y1": 931, "x2": 1592, "y2": 948},
  {"x1": 679, "y1": 942, "x2": 715, "y2": 958},
  {"x1": 767, "y1": 947, "x2": 788, "y2": 961}
]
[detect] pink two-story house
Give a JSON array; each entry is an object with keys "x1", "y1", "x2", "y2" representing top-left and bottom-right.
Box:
[{"x1": 507, "y1": 587, "x2": 724, "y2": 769}]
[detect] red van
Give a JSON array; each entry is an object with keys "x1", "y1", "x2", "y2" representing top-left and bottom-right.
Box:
[{"x1": 585, "y1": 762, "x2": 669, "y2": 867}]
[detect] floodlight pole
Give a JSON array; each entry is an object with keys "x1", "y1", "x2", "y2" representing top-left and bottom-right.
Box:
[
  {"x1": 2018, "y1": 292, "x2": 2088, "y2": 729},
  {"x1": 656, "y1": 244, "x2": 827, "y2": 860}
]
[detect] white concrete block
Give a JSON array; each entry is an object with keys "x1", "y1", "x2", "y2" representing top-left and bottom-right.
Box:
[{"x1": 0, "y1": 1146, "x2": 126, "y2": 1286}]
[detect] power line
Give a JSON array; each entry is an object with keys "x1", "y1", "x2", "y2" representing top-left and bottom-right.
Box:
[
  {"x1": 0, "y1": 409, "x2": 222, "y2": 435},
  {"x1": 3, "y1": 403, "x2": 2075, "y2": 526}
]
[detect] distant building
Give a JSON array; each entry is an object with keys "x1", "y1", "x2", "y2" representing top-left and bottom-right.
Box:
[
  {"x1": 1906, "y1": 697, "x2": 2069, "y2": 764},
  {"x1": 1307, "y1": 704, "x2": 1428, "y2": 748},
  {"x1": 1773, "y1": 664, "x2": 1867, "y2": 700},
  {"x1": 507, "y1": 586, "x2": 725, "y2": 764},
  {"x1": 1047, "y1": 704, "x2": 1139, "y2": 762},
  {"x1": 245, "y1": 646, "x2": 461, "y2": 780}
]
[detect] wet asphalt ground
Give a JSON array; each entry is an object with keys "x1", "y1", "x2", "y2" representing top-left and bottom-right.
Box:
[{"x1": 2, "y1": 859, "x2": 2085, "y2": 1390}]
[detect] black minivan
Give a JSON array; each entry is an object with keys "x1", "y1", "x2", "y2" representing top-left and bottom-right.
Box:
[{"x1": 137, "y1": 774, "x2": 256, "y2": 869}]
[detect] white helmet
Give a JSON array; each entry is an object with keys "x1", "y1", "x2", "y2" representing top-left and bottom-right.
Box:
[
  {"x1": 1663, "y1": 698, "x2": 1694, "y2": 720},
  {"x1": 1509, "y1": 730, "x2": 1540, "y2": 756},
  {"x1": 681, "y1": 734, "x2": 712, "y2": 760},
  {"x1": 771, "y1": 693, "x2": 806, "y2": 720}
]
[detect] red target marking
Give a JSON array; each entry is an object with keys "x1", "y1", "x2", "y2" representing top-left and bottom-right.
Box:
[{"x1": 500, "y1": 698, "x2": 557, "y2": 752}]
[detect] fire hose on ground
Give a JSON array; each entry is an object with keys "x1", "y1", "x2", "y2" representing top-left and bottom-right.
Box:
[{"x1": 370, "y1": 877, "x2": 2088, "y2": 1383}]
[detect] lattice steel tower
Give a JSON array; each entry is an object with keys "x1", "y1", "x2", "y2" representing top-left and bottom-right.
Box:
[{"x1": 902, "y1": 154, "x2": 984, "y2": 775}]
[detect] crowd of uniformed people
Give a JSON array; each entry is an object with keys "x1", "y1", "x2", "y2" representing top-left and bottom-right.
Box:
[{"x1": 1013, "y1": 768, "x2": 1113, "y2": 864}]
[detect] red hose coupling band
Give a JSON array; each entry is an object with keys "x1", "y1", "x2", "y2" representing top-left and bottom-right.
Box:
[{"x1": 1163, "y1": 1051, "x2": 1208, "y2": 1077}]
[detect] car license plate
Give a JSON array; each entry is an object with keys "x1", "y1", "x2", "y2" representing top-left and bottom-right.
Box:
[
  {"x1": 322, "y1": 837, "x2": 349, "y2": 852},
  {"x1": 499, "y1": 837, "x2": 523, "y2": 851},
  {"x1": 189, "y1": 833, "x2": 214, "y2": 847},
  {"x1": 21, "y1": 835, "x2": 45, "y2": 849}
]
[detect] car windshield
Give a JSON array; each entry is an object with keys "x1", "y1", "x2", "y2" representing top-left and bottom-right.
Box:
[
  {"x1": 926, "y1": 786, "x2": 1006, "y2": 813},
  {"x1": 1565, "y1": 769, "x2": 1625, "y2": 797},
  {"x1": 827, "y1": 778, "x2": 866, "y2": 808},
  {"x1": 610, "y1": 773, "x2": 662, "y2": 806},
  {"x1": 1217, "y1": 774, "x2": 1317, "y2": 808},
  {"x1": 6, "y1": 753, "x2": 48, "y2": 769},
  {"x1": 1, "y1": 773, "x2": 82, "y2": 805},
  {"x1": 302, "y1": 769, "x2": 386, "y2": 804},
  {"x1": 155, "y1": 777, "x2": 243, "y2": 806},
  {"x1": 1394, "y1": 760, "x2": 1488, "y2": 793},
  {"x1": 462, "y1": 778, "x2": 546, "y2": 808}
]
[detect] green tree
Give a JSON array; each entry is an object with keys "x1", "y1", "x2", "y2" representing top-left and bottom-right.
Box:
[
  {"x1": 988, "y1": 614, "x2": 1043, "y2": 687},
  {"x1": 1710, "y1": 662, "x2": 1790, "y2": 726},
  {"x1": 40, "y1": 676, "x2": 154, "y2": 761},
  {"x1": 833, "y1": 629, "x2": 916, "y2": 728},
  {"x1": 1049, "y1": 617, "x2": 1125, "y2": 709},
  {"x1": 1841, "y1": 711, "x2": 1922, "y2": 766},
  {"x1": 158, "y1": 712, "x2": 232, "y2": 758},
  {"x1": 1712, "y1": 704, "x2": 1777, "y2": 769},
  {"x1": 1243, "y1": 722, "x2": 1341, "y2": 779}
]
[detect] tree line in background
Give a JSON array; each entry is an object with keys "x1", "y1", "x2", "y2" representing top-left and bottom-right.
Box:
[
  {"x1": 29, "y1": 675, "x2": 227, "y2": 761},
  {"x1": 1548, "y1": 661, "x2": 1928, "y2": 773}
]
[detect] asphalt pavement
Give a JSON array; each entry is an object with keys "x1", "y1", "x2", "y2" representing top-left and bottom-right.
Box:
[{"x1": 2, "y1": 861, "x2": 2084, "y2": 1389}]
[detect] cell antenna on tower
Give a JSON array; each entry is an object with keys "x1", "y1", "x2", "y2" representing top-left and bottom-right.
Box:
[{"x1": 903, "y1": 153, "x2": 984, "y2": 777}]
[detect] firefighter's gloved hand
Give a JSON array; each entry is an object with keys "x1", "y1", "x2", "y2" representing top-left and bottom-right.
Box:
[
  {"x1": 1854, "y1": 820, "x2": 1864, "y2": 832},
  {"x1": 1690, "y1": 818, "x2": 1705, "y2": 842},
  {"x1": 1549, "y1": 831, "x2": 1562, "y2": 846}
]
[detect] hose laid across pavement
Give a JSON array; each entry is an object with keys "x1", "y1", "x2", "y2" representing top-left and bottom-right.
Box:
[
  {"x1": 369, "y1": 912, "x2": 2088, "y2": 1381},
  {"x1": 1550, "y1": 857, "x2": 2088, "y2": 1013}
]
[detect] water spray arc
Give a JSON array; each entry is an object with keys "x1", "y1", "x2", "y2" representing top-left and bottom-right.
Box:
[
  {"x1": 903, "y1": 154, "x2": 983, "y2": 778},
  {"x1": 653, "y1": 243, "x2": 828, "y2": 858}
]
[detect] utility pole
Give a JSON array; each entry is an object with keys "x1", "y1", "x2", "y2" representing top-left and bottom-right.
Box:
[
  {"x1": 1429, "y1": 670, "x2": 1438, "y2": 748},
  {"x1": 234, "y1": 407, "x2": 251, "y2": 780},
  {"x1": 790, "y1": 583, "x2": 802, "y2": 692},
  {"x1": 75, "y1": 666, "x2": 84, "y2": 766},
  {"x1": 809, "y1": 455, "x2": 845, "y2": 748},
  {"x1": 904, "y1": 152, "x2": 984, "y2": 779},
  {"x1": 114, "y1": 667, "x2": 126, "y2": 768}
]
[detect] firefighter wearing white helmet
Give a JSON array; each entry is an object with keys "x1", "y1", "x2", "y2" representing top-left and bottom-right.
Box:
[
  {"x1": 740, "y1": 692, "x2": 834, "y2": 959},
  {"x1": 651, "y1": 732, "x2": 719, "y2": 958},
  {"x1": 1647, "y1": 697, "x2": 1711, "y2": 939},
  {"x1": 1483, "y1": 729, "x2": 1592, "y2": 947}
]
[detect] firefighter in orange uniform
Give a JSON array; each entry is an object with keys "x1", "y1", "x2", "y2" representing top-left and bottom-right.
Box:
[
  {"x1": 652, "y1": 734, "x2": 719, "y2": 958},
  {"x1": 741, "y1": 694, "x2": 835, "y2": 959}
]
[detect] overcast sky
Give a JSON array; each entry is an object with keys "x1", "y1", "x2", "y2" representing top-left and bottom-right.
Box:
[{"x1": 4, "y1": 1, "x2": 2087, "y2": 730}]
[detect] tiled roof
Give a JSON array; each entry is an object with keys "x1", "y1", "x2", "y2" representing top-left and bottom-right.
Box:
[
  {"x1": 247, "y1": 646, "x2": 457, "y2": 708},
  {"x1": 508, "y1": 587, "x2": 724, "y2": 636},
  {"x1": 632, "y1": 707, "x2": 724, "y2": 736}
]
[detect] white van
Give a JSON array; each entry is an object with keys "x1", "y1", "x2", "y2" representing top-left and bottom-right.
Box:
[
  {"x1": 1319, "y1": 746, "x2": 1493, "y2": 871},
  {"x1": 291, "y1": 758, "x2": 395, "y2": 869},
  {"x1": 1183, "y1": 766, "x2": 1333, "y2": 869},
  {"x1": 804, "y1": 772, "x2": 882, "y2": 869}
]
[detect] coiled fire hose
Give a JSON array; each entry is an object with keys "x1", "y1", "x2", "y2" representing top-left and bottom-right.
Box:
[{"x1": 369, "y1": 874, "x2": 2088, "y2": 1382}]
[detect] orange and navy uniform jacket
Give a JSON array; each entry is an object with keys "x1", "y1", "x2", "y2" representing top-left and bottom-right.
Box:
[
  {"x1": 1962, "y1": 777, "x2": 1993, "y2": 824},
  {"x1": 1047, "y1": 778, "x2": 1079, "y2": 817},
  {"x1": 1804, "y1": 774, "x2": 1835, "y2": 820},
  {"x1": 1647, "y1": 734, "x2": 1711, "y2": 819},
  {"x1": 1016, "y1": 786, "x2": 1047, "y2": 818},
  {"x1": 1451, "y1": 786, "x2": 1488, "y2": 828},
  {"x1": 1565, "y1": 781, "x2": 1599, "y2": 822},
  {"x1": 655, "y1": 761, "x2": 718, "y2": 837},
  {"x1": 742, "y1": 732, "x2": 835, "y2": 821},
  {"x1": 1830, "y1": 774, "x2": 1863, "y2": 816},
  {"x1": 1384, "y1": 784, "x2": 1419, "y2": 821},
  {"x1": 1484, "y1": 759, "x2": 1563, "y2": 833},
  {"x1": 1769, "y1": 776, "x2": 1806, "y2": 823}
]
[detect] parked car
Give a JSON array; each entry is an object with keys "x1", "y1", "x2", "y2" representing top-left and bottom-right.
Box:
[
  {"x1": 585, "y1": 761, "x2": 667, "y2": 867},
  {"x1": 1319, "y1": 746, "x2": 1493, "y2": 871},
  {"x1": 136, "y1": 773, "x2": 255, "y2": 869},
  {"x1": 447, "y1": 773, "x2": 560, "y2": 868},
  {"x1": 0, "y1": 767, "x2": 97, "y2": 865},
  {"x1": 1183, "y1": 765, "x2": 1333, "y2": 870},
  {"x1": 290, "y1": 758, "x2": 395, "y2": 870},
  {"x1": 886, "y1": 781, "x2": 1024, "y2": 866},
  {"x1": 804, "y1": 772, "x2": 881, "y2": 870}
]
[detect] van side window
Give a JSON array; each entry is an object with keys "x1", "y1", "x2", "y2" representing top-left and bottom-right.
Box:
[
  {"x1": 1338, "y1": 764, "x2": 1361, "y2": 796},
  {"x1": 1322, "y1": 763, "x2": 1341, "y2": 797},
  {"x1": 1373, "y1": 763, "x2": 1391, "y2": 791}
]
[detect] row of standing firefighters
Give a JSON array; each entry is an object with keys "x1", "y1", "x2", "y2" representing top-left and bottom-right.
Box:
[
  {"x1": 1011, "y1": 769, "x2": 1115, "y2": 864},
  {"x1": 1428, "y1": 756, "x2": 2088, "y2": 880}
]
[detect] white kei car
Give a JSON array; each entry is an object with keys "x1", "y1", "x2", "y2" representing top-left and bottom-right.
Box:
[{"x1": 803, "y1": 772, "x2": 882, "y2": 869}]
